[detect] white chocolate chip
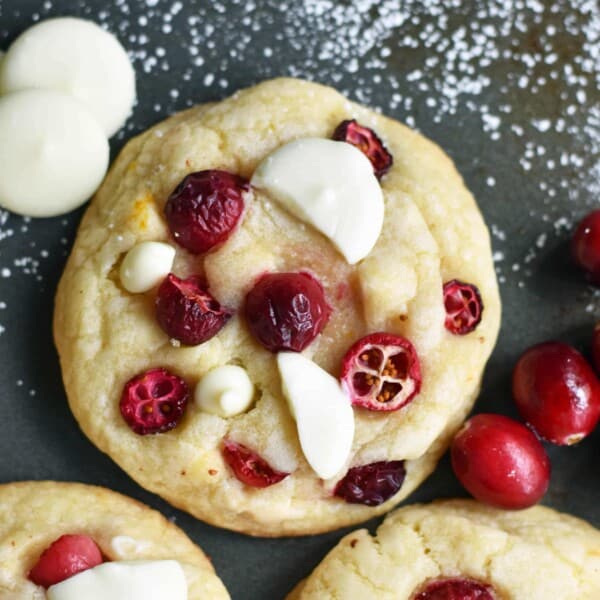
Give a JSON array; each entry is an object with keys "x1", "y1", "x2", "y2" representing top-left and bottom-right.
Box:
[
  {"x1": 47, "y1": 560, "x2": 187, "y2": 600},
  {"x1": 109, "y1": 536, "x2": 151, "y2": 559},
  {"x1": 119, "y1": 241, "x2": 175, "y2": 293},
  {"x1": 252, "y1": 138, "x2": 384, "y2": 264},
  {"x1": 277, "y1": 352, "x2": 354, "y2": 479},
  {"x1": 195, "y1": 365, "x2": 254, "y2": 418}
]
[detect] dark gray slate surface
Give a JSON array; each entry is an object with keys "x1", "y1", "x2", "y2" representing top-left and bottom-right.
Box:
[{"x1": 0, "y1": 1, "x2": 598, "y2": 598}]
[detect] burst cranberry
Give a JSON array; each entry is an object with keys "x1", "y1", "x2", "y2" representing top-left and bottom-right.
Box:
[
  {"x1": 413, "y1": 578, "x2": 495, "y2": 600},
  {"x1": 222, "y1": 440, "x2": 289, "y2": 488},
  {"x1": 28, "y1": 534, "x2": 103, "y2": 588},
  {"x1": 572, "y1": 209, "x2": 600, "y2": 285},
  {"x1": 593, "y1": 323, "x2": 600, "y2": 374},
  {"x1": 245, "y1": 272, "x2": 331, "y2": 352},
  {"x1": 165, "y1": 169, "x2": 249, "y2": 254},
  {"x1": 451, "y1": 414, "x2": 550, "y2": 509},
  {"x1": 333, "y1": 460, "x2": 406, "y2": 506},
  {"x1": 120, "y1": 367, "x2": 189, "y2": 435},
  {"x1": 340, "y1": 333, "x2": 421, "y2": 411},
  {"x1": 443, "y1": 280, "x2": 483, "y2": 335},
  {"x1": 512, "y1": 341, "x2": 600, "y2": 445},
  {"x1": 156, "y1": 273, "x2": 231, "y2": 345},
  {"x1": 332, "y1": 119, "x2": 393, "y2": 178}
]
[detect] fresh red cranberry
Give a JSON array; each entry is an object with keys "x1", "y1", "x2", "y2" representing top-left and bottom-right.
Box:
[
  {"x1": 165, "y1": 169, "x2": 249, "y2": 254},
  {"x1": 443, "y1": 280, "x2": 483, "y2": 335},
  {"x1": 332, "y1": 119, "x2": 393, "y2": 178},
  {"x1": 222, "y1": 440, "x2": 289, "y2": 488},
  {"x1": 593, "y1": 323, "x2": 600, "y2": 375},
  {"x1": 244, "y1": 272, "x2": 331, "y2": 352},
  {"x1": 333, "y1": 460, "x2": 406, "y2": 506},
  {"x1": 120, "y1": 367, "x2": 189, "y2": 435},
  {"x1": 340, "y1": 333, "x2": 421, "y2": 411},
  {"x1": 413, "y1": 578, "x2": 495, "y2": 600},
  {"x1": 512, "y1": 341, "x2": 600, "y2": 445},
  {"x1": 28, "y1": 534, "x2": 103, "y2": 588},
  {"x1": 572, "y1": 209, "x2": 600, "y2": 285},
  {"x1": 451, "y1": 414, "x2": 550, "y2": 509},
  {"x1": 156, "y1": 273, "x2": 231, "y2": 345}
]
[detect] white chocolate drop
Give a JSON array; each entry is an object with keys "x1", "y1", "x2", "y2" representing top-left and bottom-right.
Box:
[
  {"x1": 46, "y1": 560, "x2": 187, "y2": 600},
  {"x1": 0, "y1": 17, "x2": 136, "y2": 136},
  {"x1": 119, "y1": 242, "x2": 175, "y2": 293},
  {"x1": 195, "y1": 365, "x2": 255, "y2": 417},
  {"x1": 0, "y1": 89, "x2": 109, "y2": 218},
  {"x1": 252, "y1": 138, "x2": 384, "y2": 264},
  {"x1": 277, "y1": 352, "x2": 354, "y2": 479}
]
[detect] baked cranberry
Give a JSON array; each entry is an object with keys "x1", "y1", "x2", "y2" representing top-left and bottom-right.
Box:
[
  {"x1": 165, "y1": 169, "x2": 249, "y2": 254},
  {"x1": 120, "y1": 367, "x2": 189, "y2": 435},
  {"x1": 413, "y1": 578, "x2": 495, "y2": 600},
  {"x1": 222, "y1": 440, "x2": 289, "y2": 487},
  {"x1": 571, "y1": 209, "x2": 600, "y2": 285},
  {"x1": 156, "y1": 273, "x2": 231, "y2": 345},
  {"x1": 245, "y1": 272, "x2": 331, "y2": 352},
  {"x1": 512, "y1": 341, "x2": 600, "y2": 445},
  {"x1": 451, "y1": 414, "x2": 550, "y2": 509},
  {"x1": 443, "y1": 280, "x2": 483, "y2": 335},
  {"x1": 332, "y1": 119, "x2": 393, "y2": 178},
  {"x1": 333, "y1": 460, "x2": 406, "y2": 506},
  {"x1": 593, "y1": 323, "x2": 600, "y2": 374},
  {"x1": 29, "y1": 534, "x2": 103, "y2": 588},
  {"x1": 340, "y1": 333, "x2": 421, "y2": 411}
]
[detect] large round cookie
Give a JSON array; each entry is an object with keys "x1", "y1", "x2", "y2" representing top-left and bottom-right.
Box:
[
  {"x1": 0, "y1": 481, "x2": 229, "y2": 599},
  {"x1": 54, "y1": 78, "x2": 501, "y2": 535},
  {"x1": 289, "y1": 500, "x2": 600, "y2": 599}
]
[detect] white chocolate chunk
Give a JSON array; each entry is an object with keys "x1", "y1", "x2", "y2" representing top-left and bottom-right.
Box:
[
  {"x1": 109, "y1": 536, "x2": 151, "y2": 558},
  {"x1": 277, "y1": 352, "x2": 354, "y2": 479},
  {"x1": 0, "y1": 89, "x2": 109, "y2": 218},
  {"x1": 252, "y1": 138, "x2": 384, "y2": 264},
  {"x1": 119, "y1": 242, "x2": 176, "y2": 293},
  {"x1": 0, "y1": 17, "x2": 136, "y2": 136},
  {"x1": 47, "y1": 560, "x2": 187, "y2": 600},
  {"x1": 195, "y1": 365, "x2": 255, "y2": 417}
]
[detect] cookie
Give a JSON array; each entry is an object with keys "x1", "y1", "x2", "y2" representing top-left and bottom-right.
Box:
[
  {"x1": 289, "y1": 499, "x2": 600, "y2": 599},
  {"x1": 54, "y1": 78, "x2": 501, "y2": 535},
  {"x1": 0, "y1": 481, "x2": 229, "y2": 599}
]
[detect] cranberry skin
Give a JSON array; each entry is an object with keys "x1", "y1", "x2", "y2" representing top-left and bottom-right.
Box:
[
  {"x1": 340, "y1": 332, "x2": 422, "y2": 411},
  {"x1": 245, "y1": 272, "x2": 331, "y2": 352},
  {"x1": 29, "y1": 534, "x2": 103, "y2": 588},
  {"x1": 443, "y1": 280, "x2": 483, "y2": 335},
  {"x1": 332, "y1": 119, "x2": 393, "y2": 178},
  {"x1": 333, "y1": 460, "x2": 406, "y2": 506},
  {"x1": 512, "y1": 341, "x2": 600, "y2": 445},
  {"x1": 451, "y1": 414, "x2": 550, "y2": 509},
  {"x1": 120, "y1": 367, "x2": 189, "y2": 435},
  {"x1": 572, "y1": 209, "x2": 600, "y2": 285},
  {"x1": 593, "y1": 323, "x2": 600, "y2": 375},
  {"x1": 222, "y1": 440, "x2": 289, "y2": 488},
  {"x1": 413, "y1": 578, "x2": 495, "y2": 600},
  {"x1": 156, "y1": 273, "x2": 231, "y2": 345},
  {"x1": 165, "y1": 170, "x2": 249, "y2": 254}
]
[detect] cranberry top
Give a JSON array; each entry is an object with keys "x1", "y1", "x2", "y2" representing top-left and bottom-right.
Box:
[
  {"x1": 222, "y1": 440, "x2": 289, "y2": 488},
  {"x1": 443, "y1": 280, "x2": 483, "y2": 335},
  {"x1": 165, "y1": 169, "x2": 249, "y2": 254},
  {"x1": 413, "y1": 577, "x2": 496, "y2": 600}
]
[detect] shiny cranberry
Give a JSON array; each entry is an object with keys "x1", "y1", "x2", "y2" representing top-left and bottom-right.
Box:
[
  {"x1": 156, "y1": 273, "x2": 231, "y2": 345},
  {"x1": 165, "y1": 169, "x2": 249, "y2": 254},
  {"x1": 443, "y1": 280, "x2": 483, "y2": 335},
  {"x1": 333, "y1": 460, "x2": 406, "y2": 506},
  {"x1": 593, "y1": 323, "x2": 600, "y2": 374},
  {"x1": 340, "y1": 333, "x2": 421, "y2": 411},
  {"x1": 451, "y1": 414, "x2": 550, "y2": 509},
  {"x1": 222, "y1": 440, "x2": 289, "y2": 488},
  {"x1": 120, "y1": 367, "x2": 189, "y2": 435},
  {"x1": 572, "y1": 209, "x2": 600, "y2": 285},
  {"x1": 332, "y1": 119, "x2": 393, "y2": 178},
  {"x1": 413, "y1": 578, "x2": 495, "y2": 600},
  {"x1": 29, "y1": 534, "x2": 103, "y2": 588},
  {"x1": 512, "y1": 341, "x2": 600, "y2": 445},
  {"x1": 245, "y1": 272, "x2": 331, "y2": 352}
]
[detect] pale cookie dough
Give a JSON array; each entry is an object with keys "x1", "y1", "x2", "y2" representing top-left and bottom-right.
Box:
[
  {"x1": 0, "y1": 481, "x2": 229, "y2": 599},
  {"x1": 54, "y1": 78, "x2": 501, "y2": 536},
  {"x1": 289, "y1": 500, "x2": 600, "y2": 600}
]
